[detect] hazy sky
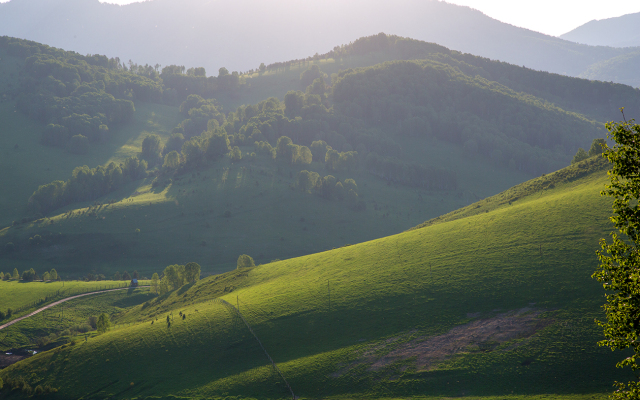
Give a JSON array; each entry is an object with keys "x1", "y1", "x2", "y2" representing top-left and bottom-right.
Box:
[
  {"x1": 1, "y1": 0, "x2": 638, "y2": 36},
  {"x1": 86, "y1": 0, "x2": 640, "y2": 37},
  {"x1": 443, "y1": 0, "x2": 640, "y2": 36}
]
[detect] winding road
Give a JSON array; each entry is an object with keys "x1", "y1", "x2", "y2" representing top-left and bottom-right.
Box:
[{"x1": 0, "y1": 286, "x2": 149, "y2": 331}]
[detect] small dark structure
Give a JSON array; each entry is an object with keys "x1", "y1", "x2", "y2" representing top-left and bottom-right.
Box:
[{"x1": 130, "y1": 278, "x2": 138, "y2": 287}]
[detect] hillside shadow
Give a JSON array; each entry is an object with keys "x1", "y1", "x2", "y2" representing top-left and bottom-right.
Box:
[
  {"x1": 112, "y1": 291, "x2": 154, "y2": 308},
  {"x1": 177, "y1": 282, "x2": 195, "y2": 295}
]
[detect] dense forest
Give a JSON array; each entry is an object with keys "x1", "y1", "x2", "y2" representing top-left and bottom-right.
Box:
[
  {"x1": 4, "y1": 33, "x2": 634, "y2": 222},
  {"x1": 0, "y1": 37, "x2": 160, "y2": 153},
  {"x1": 0, "y1": 36, "x2": 246, "y2": 155},
  {"x1": 25, "y1": 51, "x2": 610, "y2": 216},
  {"x1": 306, "y1": 33, "x2": 640, "y2": 123},
  {"x1": 332, "y1": 59, "x2": 603, "y2": 174}
]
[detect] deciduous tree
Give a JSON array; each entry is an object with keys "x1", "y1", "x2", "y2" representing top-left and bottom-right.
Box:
[
  {"x1": 589, "y1": 138, "x2": 606, "y2": 156},
  {"x1": 141, "y1": 134, "x2": 163, "y2": 166},
  {"x1": 571, "y1": 147, "x2": 589, "y2": 164},
  {"x1": 184, "y1": 262, "x2": 201, "y2": 283},
  {"x1": 163, "y1": 264, "x2": 183, "y2": 289},
  {"x1": 237, "y1": 254, "x2": 255, "y2": 269},
  {"x1": 593, "y1": 115, "x2": 640, "y2": 400},
  {"x1": 151, "y1": 273, "x2": 159, "y2": 294},
  {"x1": 96, "y1": 313, "x2": 111, "y2": 334},
  {"x1": 163, "y1": 150, "x2": 181, "y2": 170}
]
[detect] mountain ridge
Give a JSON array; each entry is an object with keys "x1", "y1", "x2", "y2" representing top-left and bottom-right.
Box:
[
  {"x1": 561, "y1": 12, "x2": 640, "y2": 48},
  {"x1": 1, "y1": 0, "x2": 640, "y2": 87}
]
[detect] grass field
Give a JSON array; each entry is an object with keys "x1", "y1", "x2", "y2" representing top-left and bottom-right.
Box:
[
  {"x1": 0, "y1": 286, "x2": 154, "y2": 350},
  {"x1": 0, "y1": 157, "x2": 627, "y2": 399},
  {"x1": 0, "y1": 280, "x2": 136, "y2": 313}
]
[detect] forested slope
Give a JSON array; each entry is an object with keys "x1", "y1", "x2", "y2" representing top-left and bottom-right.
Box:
[
  {"x1": 1, "y1": 51, "x2": 613, "y2": 277},
  {"x1": 1, "y1": 34, "x2": 636, "y2": 278},
  {"x1": 247, "y1": 34, "x2": 640, "y2": 123}
]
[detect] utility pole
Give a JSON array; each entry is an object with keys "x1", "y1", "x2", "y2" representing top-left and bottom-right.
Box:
[
  {"x1": 237, "y1": 296, "x2": 239, "y2": 313},
  {"x1": 328, "y1": 280, "x2": 331, "y2": 311}
]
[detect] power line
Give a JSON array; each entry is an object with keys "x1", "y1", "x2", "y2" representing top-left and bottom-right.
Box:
[{"x1": 213, "y1": 298, "x2": 296, "y2": 400}]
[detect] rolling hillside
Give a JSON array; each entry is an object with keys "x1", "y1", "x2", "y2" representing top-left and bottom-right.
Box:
[
  {"x1": 6, "y1": 34, "x2": 632, "y2": 279},
  {"x1": 0, "y1": 156, "x2": 627, "y2": 399}
]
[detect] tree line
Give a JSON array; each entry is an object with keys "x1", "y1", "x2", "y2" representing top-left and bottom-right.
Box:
[
  {"x1": 296, "y1": 171, "x2": 364, "y2": 209},
  {"x1": 149, "y1": 262, "x2": 201, "y2": 295},
  {"x1": 27, "y1": 156, "x2": 147, "y2": 215},
  {"x1": 160, "y1": 65, "x2": 244, "y2": 103},
  {"x1": 0, "y1": 267, "x2": 58, "y2": 282},
  {"x1": 143, "y1": 72, "x2": 460, "y2": 194}
]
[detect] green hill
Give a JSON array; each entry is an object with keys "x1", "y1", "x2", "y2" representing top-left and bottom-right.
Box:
[
  {"x1": 2, "y1": 34, "x2": 637, "y2": 280},
  {"x1": 240, "y1": 34, "x2": 640, "y2": 124},
  {"x1": 3, "y1": 0, "x2": 640, "y2": 89},
  {"x1": 0, "y1": 156, "x2": 626, "y2": 399}
]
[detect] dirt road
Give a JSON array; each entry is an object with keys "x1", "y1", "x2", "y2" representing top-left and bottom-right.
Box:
[{"x1": 0, "y1": 286, "x2": 149, "y2": 331}]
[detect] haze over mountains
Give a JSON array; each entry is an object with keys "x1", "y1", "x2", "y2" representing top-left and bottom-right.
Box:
[
  {"x1": 561, "y1": 12, "x2": 640, "y2": 48},
  {"x1": 2, "y1": 0, "x2": 640, "y2": 87},
  {"x1": 0, "y1": 2, "x2": 638, "y2": 398}
]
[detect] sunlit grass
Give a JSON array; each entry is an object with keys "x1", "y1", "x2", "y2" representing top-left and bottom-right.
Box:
[
  {"x1": 0, "y1": 280, "x2": 135, "y2": 313},
  {"x1": 1, "y1": 162, "x2": 626, "y2": 399}
]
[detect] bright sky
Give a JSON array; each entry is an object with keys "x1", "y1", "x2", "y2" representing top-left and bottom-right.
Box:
[
  {"x1": 1, "y1": 0, "x2": 638, "y2": 37},
  {"x1": 443, "y1": 0, "x2": 640, "y2": 36},
  {"x1": 92, "y1": 0, "x2": 640, "y2": 36}
]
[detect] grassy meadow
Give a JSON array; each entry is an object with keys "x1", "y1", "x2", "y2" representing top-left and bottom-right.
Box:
[
  {"x1": 0, "y1": 280, "x2": 135, "y2": 313},
  {"x1": 0, "y1": 286, "x2": 154, "y2": 350},
  {"x1": 0, "y1": 157, "x2": 627, "y2": 399}
]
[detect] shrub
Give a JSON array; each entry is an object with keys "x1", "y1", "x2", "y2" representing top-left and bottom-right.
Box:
[
  {"x1": 571, "y1": 147, "x2": 589, "y2": 164},
  {"x1": 237, "y1": 254, "x2": 255, "y2": 269},
  {"x1": 67, "y1": 134, "x2": 90, "y2": 155},
  {"x1": 10, "y1": 376, "x2": 25, "y2": 390},
  {"x1": 22, "y1": 383, "x2": 33, "y2": 395},
  {"x1": 44, "y1": 385, "x2": 58, "y2": 393},
  {"x1": 97, "y1": 313, "x2": 111, "y2": 334},
  {"x1": 589, "y1": 137, "x2": 606, "y2": 156}
]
